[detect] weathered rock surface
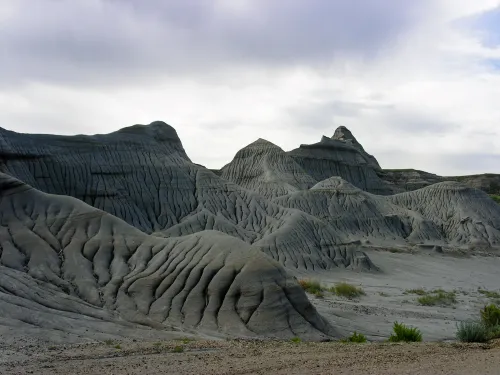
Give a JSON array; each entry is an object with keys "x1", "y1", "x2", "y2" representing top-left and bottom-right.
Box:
[
  {"x1": 0, "y1": 173, "x2": 336, "y2": 340},
  {"x1": 0, "y1": 123, "x2": 373, "y2": 272},
  {"x1": 274, "y1": 177, "x2": 444, "y2": 247},
  {"x1": 379, "y1": 170, "x2": 500, "y2": 195},
  {"x1": 220, "y1": 138, "x2": 317, "y2": 199},
  {"x1": 287, "y1": 131, "x2": 393, "y2": 195},
  {"x1": 1, "y1": 121, "x2": 499, "y2": 343}
]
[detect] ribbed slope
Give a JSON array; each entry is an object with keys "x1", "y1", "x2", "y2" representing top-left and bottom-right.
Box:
[
  {"x1": 220, "y1": 138, "x2": 317, "y2": 199},
  {"x1": 287, "y1": 134, "x2": 393, "y2": 195},
  {"x1": 0, "y1": 123, "x2": 374, "y2": 272},
  {"x1": 0, "y1": 173, "x2": 337, "y2": 340},
  {"x1": 389, "y1": 182, "x2": 500, "y2": 247},
  {"x1": 275, "y1": 177, "x2": 444, "y2": 246}
]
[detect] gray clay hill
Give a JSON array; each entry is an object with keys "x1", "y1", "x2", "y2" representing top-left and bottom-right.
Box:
[{"x1": 1, "y1": 121, "x2": 499, "y2": 343}]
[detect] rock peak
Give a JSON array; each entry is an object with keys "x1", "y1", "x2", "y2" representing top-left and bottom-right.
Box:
[{"x1": 332, "y1": 126, "x2": 359, "y2": 146}]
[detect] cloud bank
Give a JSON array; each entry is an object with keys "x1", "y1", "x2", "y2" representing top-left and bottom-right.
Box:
[{"x1": 1, "y1": 0, "x2": 500, "y2": 175}]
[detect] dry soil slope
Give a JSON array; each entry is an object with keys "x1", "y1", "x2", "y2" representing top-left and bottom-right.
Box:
[
  {"x1": 0, "y1": 122, "x2": 372, "y2": 272},
  {"x1": 389, "y1": 182, "x2": 500, "y2": 248},
  {"x1": 274, "y1": 177, "x2": 444, "y2": 247},
  {"x1": 0, "y1": 173, "x2": 337, "y2": 341},
  {"x1": 287, "y1": 129, "x2": 393, "y2": 195},
  {"x1": 220, "y1": 138, "x2": 317, "y2": 199},
  {"x1": 275, "y1": 177, "x2": 500, "y2": 249}
]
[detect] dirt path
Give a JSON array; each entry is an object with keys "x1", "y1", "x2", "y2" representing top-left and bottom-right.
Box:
[{"x1": 2, "y1": 339, "x2": 500, "y2": 375}]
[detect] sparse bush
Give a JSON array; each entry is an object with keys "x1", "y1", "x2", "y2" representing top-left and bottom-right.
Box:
[
  {"x1": 480, "y1": 304, "x2": 500, "y2": 327},
  {"x1": 290, "y1": 337, "x2": 302, "y2": 344},
  {"x1": 341, "y1": 332, "x2": 367, "y2": 343},
  {"x1": 456, "y1": 321, "x2": 490, "y2": 343},
  {"x1": 490, "y1": 326, "x2": 500, "y2": 339},
  {"x1": 172, "y1": 345, "x2": 184, "y2": 353},
  {"x1": 490, "y1": 195, "x2": 500, "y2": 204},
  {"x1": 478, "y1": 289, "x2": 500, "y2": 299},
  {"x1": 114, "y1": 344, "x2": 122, "y2": 350},
  {"x1": 298, "y1": 279, "x2": 323, "y2": 295},
  {"x1": 404, "y1": 289, "x2": 427, "y2": 296},
  {"x1": 104, "y1": 339, "x2": 114, "y2": 345},
  {"x1": 417, "y1": 291, "x2": 456, "y2": 306},
  {"x1": 388, "y1": 321, "x2": 422, "y2": 342},
  {"x1": 330, "y1": 282, "x2": 365, "y2": 299}
]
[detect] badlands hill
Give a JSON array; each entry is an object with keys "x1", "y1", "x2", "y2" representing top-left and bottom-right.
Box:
[{"x1": 0, "y1": 121, "x2": 499, "y2": 342}]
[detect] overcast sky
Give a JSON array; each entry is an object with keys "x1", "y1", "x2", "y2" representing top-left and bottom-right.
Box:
[{"x1": 1, "y1": 0, "x2": 500, "y2": 175}]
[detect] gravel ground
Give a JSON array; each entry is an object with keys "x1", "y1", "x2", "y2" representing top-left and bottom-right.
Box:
[{"x1": 2, "y1": 339, "x2": 500, "y2": 375}]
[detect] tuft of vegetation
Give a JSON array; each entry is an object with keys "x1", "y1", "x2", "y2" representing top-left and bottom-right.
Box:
[
  {"x1": 490, "y1": 326, "x2": 500, "y2": 340},
  {"x1": 456, "y1": 321, "x2": 490, "y2": 343},
  {"x1": 290, "y1": 337, "x2": 302, "y2": 344},
  {"x1": 417, "y1": 291, "x2": 457, "y2": 306},
  {"x1": 298, "y1": 279, "x2": 323, "y2": 295},
  {"x1": 172, "y1": 345, "x2": 184, "y2": 353},
  {"x1": 404, "y1": 288, "x2": 427, "y2": 296},
  {"x1": 490, "y1": 195, "x2": 500, "y2": 204},
  {"x1": 153, "y1": 342, "x2": 162, "y2": 348},
  {"x1": 480, "y1": 304, "x2": 500, "y2": 327},
  {"x1": 114, "y1": 344, "x2": 122, "y2": 350},
  {"x1": 341, "y1": 332, "x2": 367, "y2": 343},
  {"x1": 478, "y1": 289, "x2": 500, "y2": 299},
  {"x1": 104, "y1": 339, "x2": 114, "y2": 346},
  {"x1": 388, "y1": 322, "x2": 422, "y2": 342},
  {"x1": 330, "y1": 282, "x2": 365, "y2": 299}
]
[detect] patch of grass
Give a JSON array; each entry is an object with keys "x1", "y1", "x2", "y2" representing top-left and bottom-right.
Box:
[
  {"x1": 290, "y1": 337, "x2": 302, "y2": 344},
  {"x1": 298, "y1": 279, "x2": 324, "y2": 295},
  {"x1": 405, "y1": 288, "x2": 427, "y2": 296},
  {"x1": 172, "y1": 345, "x2": 184, "y2": 353},
  {"x1": 417, "y1": 291, "x2": 457, "y2": 306},
  {"x1": 330, "y1": 282, "x2": 365, "y2": 299},
  {"x1": 478, "y1": 289, "x2": 500, "y2": 299},
  {"x1": 341, "y1": 332, "x2": 367, "y2": 343},
  {"x1": 313, "y1": 290, "x2": 324, "y2": 298},
  {"x1": 490, "y1": 326, "x2": 500, "y2": 339},
  {"x1": 114, "y1": 344, "x2": 122, "y2": 350},
  {"x1": 104, "y1": 339, "x2": 114, "y2": 345},
  {"x1": 490, "y1": 194, "x2": 500, "y2": 204},
  {"x1": 456, "y1": 321, "x2": 490, "y2": 343},
  {"x1": 480, "y1": 304, "x2": 500, "y2": 327},
  {"x1": 153, "y1": 342, "x2": 162, "y2": 348},
  {"x1": 388, "y1": 321, "x2": 422, "y2": 342}
]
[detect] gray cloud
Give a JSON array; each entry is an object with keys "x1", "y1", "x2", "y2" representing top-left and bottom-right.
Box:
[{"x1": 0, "y1": 0, "x2": 432, "y2": 87}]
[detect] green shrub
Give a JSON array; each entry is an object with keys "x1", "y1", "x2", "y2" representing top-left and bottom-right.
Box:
[
  {"x1": 480, "y1": 304, "x2": 500, "y2": 327},
  {"x1": 104, "y1": 339, "x2": 114, "y2": 345},
  {"x1": 478, "y1": 289, "x2": 500, "y2": 299},
  {"x1": 490, "y1": 326, "x2": 500, "y2": 339},
  {"x1": 456, "y1": 321, "x2": 490, "y2": 343},
  {"x1": 417, "y1": 291, "x2": 456, "y2": 306},
  {"x1": 172, "y1": 345, "x2": 184, "y2": 353},
  {"x1": 490, "y1": 195, "x2": 500, "y2": 204},
  {"x1": 290, "y1": 337, "x2": 302, "y2": 343},
  {"x1": 388, "y1": 322, "x2": 422, "y2": 342},
  {"x1": 330, "y1": 282, "x2": 365, "y2": 299},
  {"x1": 114, "y1": 344, "x2": 122, "y2": 350},
  {"x1": 298, "y1": 279, "x2": 323, "y2": 295},
  {"x1": 341, "y1": 332, "x2": 367, "y2": 343}
]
